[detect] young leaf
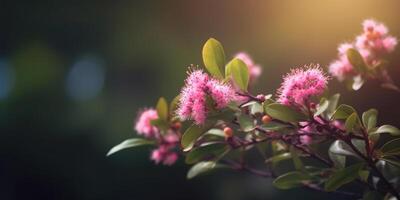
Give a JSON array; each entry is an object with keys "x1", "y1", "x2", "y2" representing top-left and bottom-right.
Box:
[
  {"x1": 225, "y1": 58, "x2": 249, "y2": 91},
  {"x1": 181, "y1": 124, "x2": 213, "y2": 152},
  {"x1": 362, "y1": 109, "x2": 378, "y2": 131},
  {"x1": 371, "y1": 125, "x2": 400, "y2": 136},
  {"x1": 187, "y1": 161, "x2": 217, "y2": 179},
  {"x1": 238, "y1": 114, "x2": 255, "y2": 132},
  {"x1": 202, "y1": 38, "x2": 225, "y2": 78},
  {"x1": 345, "y1": 112, "x2": 359, "y2": 133},
  {"x1": 326, "y1": 93, "x2": 340, "y2": 118},
  {"x1": 324, "y1": 163, "x2": 364, "y2": 192},
  {"x1": 107, "y1": 138, "x2": 155, "y2": 156},
  {"x1": 156, "y1": 97, "x2": 168, "y2": 121},
  {"x1": 185, "y1": 143, "x2": 228, "y2": 164},
  {"x1": 273, "y1": 171, "x2": 311, "y2": 189},
  {"x1": 265, "y1": 103, "x2": 308, "y2": 123},
  {"x1": 347, "y1": 48, "x2": 367, "y2": 73},
  {"x1": 331, "y1": 104, "x2": 356, "y2": 120},
  {"x1": 169, "y1": 95, "x2": 180, "y2": 117},
  {"x1": 314, "y1": 98, "x2": 329, "y2": 117}
]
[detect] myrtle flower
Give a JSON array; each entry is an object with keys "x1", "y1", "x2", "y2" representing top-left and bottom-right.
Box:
[
  {"x1": 277, "y1": 65, "x2": 328, "y2": 106},
  {"x1": 356, "y1": 19, "x2": 397, "y2": 55},
  {"x1": 150, "y1": 132, "x2": 180, "y2": 166},
  {"x1": 135, "y1": 108, "x2": 159, "y2": 138},
  {"x1": 328, "y1": 56, "x2": 354, "y2": 81},
  {"x1": 177, "y1": 69, "x2": 236, "y2": 124},
  {"x1": 234, "y1": 52, "x2": 262, "y2": 82}
]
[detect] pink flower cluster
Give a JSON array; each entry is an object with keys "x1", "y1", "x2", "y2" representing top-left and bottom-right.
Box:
[
  {"x1": 177, "y1": 69, "x2": 237, "y2": 124},
  {"x1": 134, "y1": 108, "x2": 179, "y2": 165},
  {"x1": 234, "y1": 52, "x2": 262, "y2": 82},
  {"x1": 135, "y1": 109, "x2": 159, "y2": 138},
  {"x1": 329, "y1": 19, "x2": 397, "y2": 81},
  {"x1": 150, "y1": 132, "x2": 179, "y2": 165},
  {"x1": 277, "y1": 65, "x2": 328, "y2": 107}
]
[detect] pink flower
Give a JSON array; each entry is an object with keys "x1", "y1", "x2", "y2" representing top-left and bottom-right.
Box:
[
  {"x1": 328, "y1": 56, "x2": 354, "y2": 81},
  {"x1": 134, "y1": 109, "x2": 159, "y2": 138},
  {"x1": 383, "y1": 36, "x2": 398, "y2": 53},
  {"x1": 300, "y1": 135, "x2": 312, "y2": 145},
  {"x1": 235, "y1": 52, "x2": 262, "y2": 81},
  {"x1": 150, "y1": 145, "x2": 178, "y2": 166},
  {"x1": 277, "y1": 65, "x2": 328, "y2": 106},
  {"x1": 177, "y1": 69, "x2": 237, "y2": 124},
  {"x1": 358, "y1": 19, "x2": 397, "y2": 54}
]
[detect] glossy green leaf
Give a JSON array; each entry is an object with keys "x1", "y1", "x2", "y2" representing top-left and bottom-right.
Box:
[
  {"x1": 204, "y1": 128, "x2": 225, "y2": 137},
  {"x1": 187, "y1": 161, "x2": 217, "y2": 179},
  {"x1": 345, "y1": 112, "x2": 359, "y2": 133},
  {"x1": 324, "y1": 163, "x2": 364, "y2": 191},
  {"x1": 381, "y1": 138, "x2": 400, "y2": 156},
  {"x1": 362, "y1": 109, "x2": 378, "y2": 131},
  {"x1": 156, "y1": 97, "x2": 168, "y2": 121},
  {"x1": 329, "y1": 140, "x2": 357, "y2": 158},
  {"x1": 326, "y1": 93, "x2": 340, "y2": 118},
  {"x1": 371, "y1": 125, "x2": 400, "y2": 136},
  {"x1": 202, "y1": 38, "x2": 225, "y2": 78},
  {"x1": 329, "y1": 151, "x2": 346, "y2": 168},
  {"x1": 265, "y1": 103, "x2": 307, "y2": 123},
  {"x1": 238, "y1": 114, "x2": 255, "y2": 132},
  {"x1": 347, "y1": 48, "x2": 367, "y2": 73},
  {"x1": 331, "y1": 104, "x2": 356, "y2": 120},
  {"x1": 185, "y1": 143, "x2": 228, "y2": 164},
  {"x1": 107, "y1": 138, "x2": 155, "y2": 156},
  {"x1": 314, "y1": 98, "x2": 329, "y2": 117},
  {"x1": 290, "y1": 147, "x2": 304, "y2": 171},
  {"x1": 261, "y1": 121, "x2": 291, "y2": 131},
  {"x1": 181, "y1": 124, "x2": 213, "y2": 152},
  {"x1": 150, "y1": 118, "x2": 169, "y2": 131},
  {"x1": 265, "y1": 152, "x2": 292, "y2": 165},
  {"x1": 225, "y1": 58, "x2": 249, "y2": 91},
  {"x1": 273, "y1": 171, "x2": 311, "y2": 189},
  {"x1": 250, "y1": 102, "x2": 264, "y2": 114}
]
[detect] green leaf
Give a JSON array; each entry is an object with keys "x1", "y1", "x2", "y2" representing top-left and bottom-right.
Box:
[
  {"x1": 265, "y1": 152, "x2": 292, "y2": 165},
  {"x1": 331, "y1": 104, "x2": 356, "y2": 120},
  {"x1": 326, "y1": 93, "x2": 340, "y2": 118},
  {"x1": 345, "y1": 112, "x2": 359, "y2": 133},
  {"x1": 202, "y1": 38, "x2": 225, "y2": 78},
  {"x1": 181, "y1": 124, "x2": 213, "y2": 152},
  {"x1": 204, "y1": 128, "x2": 225, "y2": 137},
  {"x1": 363, "y1": 191, "x2": 383, "y2": 200},
  {"x1": 185, "y1": 143, "x2": 228, "y2": 164},
  {"x1": 324, "y1": 163, "x2": 364, "y2": 191},
  {"x1": 265, "y1": 103, "x2": 307, "y2": 123},
  {"x1": 250, "y1": 102, "x2": 264, "y2": 115},
  {"x1": 358, "y1": 170, "x2": 370, "y2": 182},
  {"x1": 225, "y1": 58, "x2": 249, "y2": 91},
  {"x1": 314, "y1": 98, "x2": 329, "y2": 117},
  {"x1": 238, "y1": 114, "x2": 255, "y2": 132},
  {"x1": 352, "y1": 75, "x2": 364, "y2": 91},
  {"x1": 362, "y1": 109, "x2": 378, "y2": 131},
  {"x1": 329, "y1": 151, "x2": 346, "y2": 168},
  {"x1": 381, "y1": 138, "x2": 400, "y2": 156},
  {"x1": 261, "y1": 121, "x2": 291, "y2": 131},
  {"x1": 187, "y1": 161, "x2": 217, "y2": 179},
  {"x1": 371, "y1": 125, "x2": 400, "y2": 136},
  {"x1": 329, "y1": 140, "x2": 357, "y2": 158},
  {"x1": 169, "y1": 95, "x2": 180, "y2": 118},
  {"x1": 290, "y1": 147, "x2": 304, "y2": 171},
  {"x1": 273, "y1": 171, "x2": 311, "y2": 189},
  {"x1": 107, "y1": 138, "x2": 155, "y2": 156},
  {"x1": 156, "y1": 97, "x2": 168, "y2": 121},
  {"x1": 347, "y1": 48, "x2": 367, "y2": 73},
  {"x1": 150, "y1": 118, "x2": 169, "y2": 131}
]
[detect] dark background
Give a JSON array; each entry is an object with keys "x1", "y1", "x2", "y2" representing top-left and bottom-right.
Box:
[{"x1": 1, "y1": 1, "x2": 400, "y2": 199}]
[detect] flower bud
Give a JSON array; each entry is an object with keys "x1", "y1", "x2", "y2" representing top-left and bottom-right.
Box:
[
  {"x1": 262, "y1": 115, "x2": 272, "y2": 124},
  {"x1": 223, "y1": 127, "x2": 233, "y2": 139},
  {"x1": 256, "y1": 94, "x2": 265, "y2": 102},
  {"x1": 172, "y1": 122, "x2": 182, "y2": 130}
]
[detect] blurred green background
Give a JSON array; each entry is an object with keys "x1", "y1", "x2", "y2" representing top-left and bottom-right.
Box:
[{"x1": 1, "y1": 0, "x2": 400, "y2": 199}]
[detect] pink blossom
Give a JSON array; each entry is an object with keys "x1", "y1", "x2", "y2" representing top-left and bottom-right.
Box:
[
  {"x1": 277, "y1": 65, "x2": 328, "y2": 106},
  {"x1": 134, "y1": 109, "x2": 159, "y2": 138},
  {"x1": 177, "y1": 69, "x2": 237, "y2": 124},
  {"x1": 234, "y1": 52, "x2": 262, "y2": 81},
  {"x1": 150, "y1": 145, "x2": 178, "y2": 166},
  {"x1": 358, "y1": 19, "x2": 397, "y2": 54},
  {"x1": 328, "y1": 56, "x2": 354, "y2": 81},
  {"x1": 383, "y1": 36, "x2": 398, "y2": 53},
  {"x1": 300, "y1": 135, "x2": 312, "y2": 145}
]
